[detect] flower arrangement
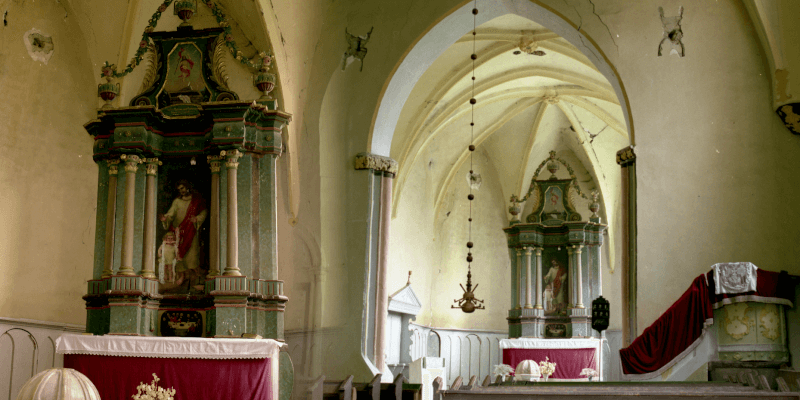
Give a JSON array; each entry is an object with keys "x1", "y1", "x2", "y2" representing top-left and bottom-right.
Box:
[
  {"x1": 493, "y1": 364, "x2": 515, "y2": 379},
  {"x1": 580, "y1": 368, "x2": 598, "y2": 381},
  {"x1": 538, "y1": 357, "x2": 556, "y2": 378},
  {"x1": 132, "y1": 373, "x2": 176, "y2": 400}
]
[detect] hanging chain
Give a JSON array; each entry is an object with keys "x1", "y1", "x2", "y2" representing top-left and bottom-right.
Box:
[{"x1": 466, "y1": 0, "x2": 478, "y2": 279}]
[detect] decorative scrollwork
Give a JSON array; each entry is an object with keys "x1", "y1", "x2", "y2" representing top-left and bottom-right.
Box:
[
  {"x1": 208, "y1": 34, "x2": 231, "y2": 92},
  {"x1": 137, "y1": 42, "x2": 160, "y2": 95}
]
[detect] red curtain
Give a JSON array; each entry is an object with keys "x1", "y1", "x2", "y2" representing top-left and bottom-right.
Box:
[
  {"x1": 619, "y1": 274, "x2": 712, "y2": 375},
  {"x1": 503, "y1": 348, "x2": 597, "y2": 379},
  {"x1": 65, "y1": 354, "x2": 271, "y2": 400}
]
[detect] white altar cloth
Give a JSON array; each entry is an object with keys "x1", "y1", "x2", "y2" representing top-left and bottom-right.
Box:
[
  {"x1": 56, "y1": 333, "x2": 284, "y2": 359},
  {"x1": 500, "y1": 338, "x2": 602, "y2": 350}
]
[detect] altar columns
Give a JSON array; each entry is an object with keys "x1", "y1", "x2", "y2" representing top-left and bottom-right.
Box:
[
  {"x1": 516, "y1": 249, "x2": 523, "y2": 309},
  {"x1": 617, "y1": 146, "x2": 637, "y2": 345},
  {"x1": 524, "y1": 247, "x2": 533, "y2": 309},
  {"x1": 118, "y1": 155, "x2": 141, "y2": 276},
  {"x1": 208, "y1": 156, "x2": 223, "y2": 278},
  {"x1": 575, "y1": 245, "x2": 584, "y2": 308},
  {"x1": 567, "y1": 246, "x2": 574, "y2": 307},
  {"x1": 101, "y1": 160, "x2": 120, "y2": 278},
  {"x1": 224, "y1": 150, "x2": 242, "y2": 276},
  {"x1": 139, "y1": 159, "x2": 160, "y2": 280},
  {"x1": 534, "y1": 248, "x2": 543, "y2": 310}
]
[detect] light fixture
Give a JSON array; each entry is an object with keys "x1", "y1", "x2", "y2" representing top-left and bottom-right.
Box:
[{"x1": 453, "y1": 0, "x2": 485, "y2": 314}]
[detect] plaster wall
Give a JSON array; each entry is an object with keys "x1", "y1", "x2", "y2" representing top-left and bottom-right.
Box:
[{"x1": 0, "y1": 0, "x2": 97, "y2": 325}]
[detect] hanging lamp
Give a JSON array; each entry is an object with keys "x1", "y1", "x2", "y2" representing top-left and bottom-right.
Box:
[{"x1": 453, "y1": 0, "x2": 485, "y2": 314}]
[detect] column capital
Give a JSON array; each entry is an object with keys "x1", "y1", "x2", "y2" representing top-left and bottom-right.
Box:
[
  {"x1": 107, "y1": 159, "x2": 121, "y2": 176},
  {"x1": 208, "y1": 155, "x2": 224, "y2": 173},
  {"x1": 616, "y1": 146, "x2": 636, "y2": 166},
  {"x1": 120, "y1": 154, "x2": 142, "y2": 173},
  {"x1": 567, "y1": 247, "x2": 574, "y2": 255},
  {"x1": 354, "y1": 152, "x2": 398, "y2": 176},
  {"x1": 144, "y1": 158, "x2": 161, "y2": 176},
  {"x1": 515, "y1": 248, "x2": 523, "y2": 256},
  {"x1": 534, "y1": 247, "x2": 542, "y2": 255},
  {"x1": 524, "y1": 247, "x2": 533, "y2": 255},
  {"x1": 575, "y1": 244, "x2": 583, "y2": 253},
  {"x1": 223, "y1": 149, "x2": 242, "y2": 169}
]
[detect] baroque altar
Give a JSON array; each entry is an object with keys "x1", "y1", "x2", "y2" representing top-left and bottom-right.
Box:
[
  {"x1": 502, "y1": 151, "x2": 607, "y2": 380},
  {"x1": 83, "y1": 1, "x2": 290, "y2": 341}
]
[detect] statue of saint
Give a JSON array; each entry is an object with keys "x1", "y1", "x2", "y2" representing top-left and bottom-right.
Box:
[
  {"x1": 159, "y1": 180, "x2": 207, "y2": 286},
  {"x1": 543, "y1": 258, "x2": 568, "y2": 314}
]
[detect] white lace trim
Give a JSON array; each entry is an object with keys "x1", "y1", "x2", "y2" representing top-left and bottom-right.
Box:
[
  {"x1": 499, "y1": 338, "x2": 602, "y2": 350},
  {"x1": 55, "y1": 333, "x2": 284, "y2": 359}
]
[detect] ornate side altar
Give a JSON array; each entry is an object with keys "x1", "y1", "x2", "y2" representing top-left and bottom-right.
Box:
[
  {"x1": 502, "y1": 151, "x2": 607, "y2": 379},
  {"x1": 75, "y1": 2, "x2": 294, "y2": 399}
]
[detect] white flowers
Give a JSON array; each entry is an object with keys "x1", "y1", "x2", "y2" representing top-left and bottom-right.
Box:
[
  {"x1": 132, "y1": 373, "x2": 176, "y2": 400},
  {"x1": 580, "y1": 368, "x2": 598, "y2": 378},
  {"x1": 493, "y1": 364, "x2": 515, "y2": 377},
  {"x1": 538, "y1": 357, "x2": 556, "y2": 377}
]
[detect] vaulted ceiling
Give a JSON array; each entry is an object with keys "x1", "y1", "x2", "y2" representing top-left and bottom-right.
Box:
[{"x1": 390, "y1": 14, "x2": 630, "y2": 225}]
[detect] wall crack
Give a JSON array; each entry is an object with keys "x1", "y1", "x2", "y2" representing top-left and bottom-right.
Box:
[{"x1": 587, "y1": 0, "x2": 618, "y2": 54}]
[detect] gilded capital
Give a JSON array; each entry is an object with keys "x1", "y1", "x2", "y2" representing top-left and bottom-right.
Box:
[
  {"x1": 208, "y1": 155, "x2": 224, "y2": 173},
  {"x1": 121, "y1": 154, "x2": 142, "y2": 173},
  {"x1": 616, "y1": 146, "x2": 636, "y2": 166},
  {"x1": 223, "y1": 149, "x2": 242, "y2": 169},
  {"x1": 144, "y1": 158, "x2": 161, "y2": 176},
  {"x1": 354, "y1": 152, "x2": 398, "y2": 175},
  {"x1": 107, "y1": 159, "x2": 121, "y2": 176},
  {"x1": 524, "y1": 247, "x2": 533, "y2": 255},
  {"x1": 535, "y1": 247, "x2": 542, "y2": 255}
]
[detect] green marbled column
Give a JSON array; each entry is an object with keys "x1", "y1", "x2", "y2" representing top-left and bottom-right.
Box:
[
  {"x1": 258, "y1": 154, "x2": 279, "y2": 280},
  {"x1": 92, "y1": 161, "x2": 111, "y2": 279},
  {"x1": 235, "y1": 153, "x2": 253, "y2": 277}
]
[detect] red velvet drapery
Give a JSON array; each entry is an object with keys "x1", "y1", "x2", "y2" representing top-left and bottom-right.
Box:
[
  {"x1": 65, "y1": 354, "x2": 272, "y2": 400},
  {"x1": 619, "y1": 274, "x2": 712, "y2": 375}
]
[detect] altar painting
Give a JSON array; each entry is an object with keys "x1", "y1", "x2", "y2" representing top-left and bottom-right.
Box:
[
  {"x1": 540, "y1": 186, "x2": 566, "y2": 221},
  {"x1": 156, "y1": 159, "x2": 211, "y2": 294},
  {"x1": 163, "y1": 42, "x2": 207, "y2": 104},
  {"x1": 542, "y1": 248, "x2": 569, "y2": 316}
]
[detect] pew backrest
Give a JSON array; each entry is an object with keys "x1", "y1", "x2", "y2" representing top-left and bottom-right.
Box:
[
  {"x1": 451, "y1": 376, "x2": 463, "y2": 391},
  {"x1": 308, "y1": 375, "x2": 326, "y2": 400}
]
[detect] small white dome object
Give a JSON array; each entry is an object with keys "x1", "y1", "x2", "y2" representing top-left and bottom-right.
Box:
[
  {"x1": 514, "y1": 359, "x2": 541, "y2": 381},
  {"x1": 16, "y1": 368, "x2": 100, "y2": 400}
]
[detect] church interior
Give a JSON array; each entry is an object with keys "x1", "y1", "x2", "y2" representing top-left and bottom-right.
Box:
[{"x1": 2, "y1": 0, "x2": 800, "y2": 398}]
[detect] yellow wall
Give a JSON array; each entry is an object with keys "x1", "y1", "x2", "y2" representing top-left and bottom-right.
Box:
[{"x1": 0, "y1": 0, "x2": 97, "y2": 324}]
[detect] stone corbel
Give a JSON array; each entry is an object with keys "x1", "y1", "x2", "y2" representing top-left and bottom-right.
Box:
[{"x1": 354, "y1": 152, "x2": 398, "y2": 176}]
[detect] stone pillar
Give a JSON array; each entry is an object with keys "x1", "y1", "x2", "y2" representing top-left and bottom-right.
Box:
[
  {"x1": 534, "y1": 247, "x2": 543, "y2": 310},
  {"x1": 374, "y1": 171, "x2": 393, "y2": 374},
  {"x1": 354, "y1": 152, "x2": 398, "y2": 375},
  {"x1": 524, "y1": 247, "x2": 533, "y2": 309},
  {"x1": 575, "y1": 245, "x2": 584, "y2": 308},
  {"x1": 617, "y1": 146, "x2": 637, "y2": 345},
  {"x1": 224, "y1": 150, "x2": 242, "y2": 276},
  {"x1": 101, "y1": 159, "x2": 120, "y2": 278},
  {"x1": 140, "y1": 158, "x2": 160, "y2": 280},
  {"x1": 516, "y1": 248, "x2": 523, "y2": 309},
  {"x1": 118, "y1": 154, "x2": 141, "y2": 276},
  {"x1": 567, "y1": 246, "x2": 574, "y2": 308},
  {"x1": 208, "y1": 155, "x2": 223, "y2": 278}
]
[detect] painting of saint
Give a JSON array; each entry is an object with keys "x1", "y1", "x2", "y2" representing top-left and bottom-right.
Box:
[
  {"x1": 164, "y1": 43, "x2": 205, "y2": 95},
  {"x1": 541, "y1": 186, "x2": 565, "y2": 221},
  {"x1": 543, "y1": 258, "x2": 568, "y2": 315},
  {"x1": 158, "y1": 179, "x2": 207, "y2": 289}
]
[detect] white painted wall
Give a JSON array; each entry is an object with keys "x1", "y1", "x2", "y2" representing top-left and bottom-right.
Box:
[{"x1": 0, "y1": 319, "x2": 85, "y2": 400}]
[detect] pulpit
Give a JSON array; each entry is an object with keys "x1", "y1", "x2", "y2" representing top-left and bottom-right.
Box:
[{"x1": 502, "y1": 151, "x2": 607, "y2": 380}]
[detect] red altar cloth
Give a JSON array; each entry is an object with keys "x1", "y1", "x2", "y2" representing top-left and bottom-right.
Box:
[
  {"x1": 503, "y1": 348, "x2": 597, "y2": 380},
  {"x1": 65, "y1": 354, "x2": 272, "y2": 400},
  {"x1": 619, "y1": 274, "x2": 713, "y2": 375}
]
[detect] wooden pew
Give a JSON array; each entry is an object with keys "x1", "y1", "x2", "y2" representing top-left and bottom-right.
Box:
[
  {"x1": 323, "y1": 375, "x2": 355, "y2": 400},
  {"x1": 307, "y1": 375, "x2": 326, "y2": 400},
  {"x1": 379, "y1": 373, "x2": 421, "y2": 400},
  {"x1": 464, "y1": 376, "x2": 478, "y2": 390},
  {"x1": 450, "y1": 376, "x2": 463, "y2": 390},
  {"x1": 432, "y1": 377, "x2": 444, "y2": 400},
  {"x1": 481, "y1": 376, "x2": 491, "y2": 387},
  {"x1": 356, "y1": 374, "x2": 382, "y2": 400}
]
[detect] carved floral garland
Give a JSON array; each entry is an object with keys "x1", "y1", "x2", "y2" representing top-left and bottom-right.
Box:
[{"x1": 101, "y1": 0, "x2": 270, "y2": 80}]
